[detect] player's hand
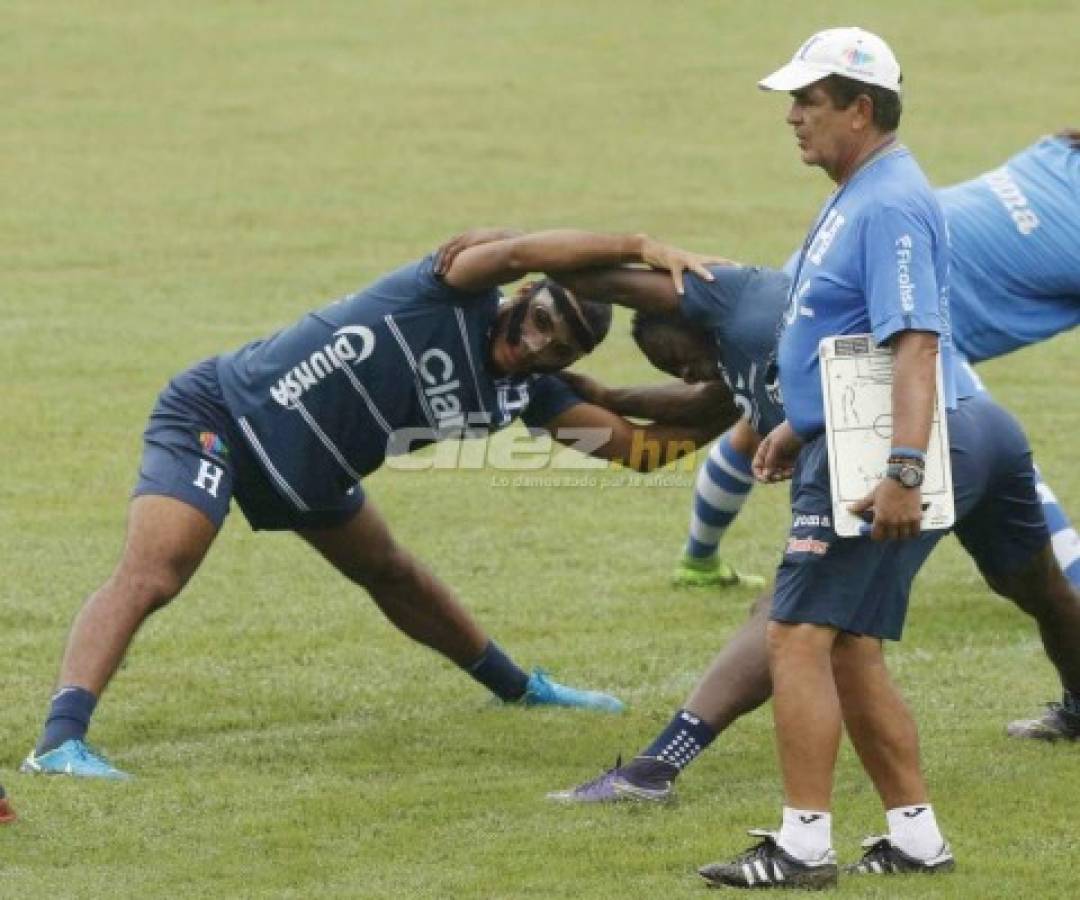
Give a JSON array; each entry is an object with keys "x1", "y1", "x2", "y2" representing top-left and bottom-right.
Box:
[
  {"x1": 639, "y1": 237, "x2": 735, "y2": 295},
  {"x1": 556, "y1": 370, "x2": 610, "y2": 408},
  {"x1": 434, "y1": 228, "x2": 524, "y2": 277},
  {"x1": 1056, "y1": 128, "x2": 1080, "y2": 150},
  {"x1": 752, "y1": 419, "x2": 802, "y2": 483},
  {"x1": 849, "y1": 478, "x2": 923, "y2": 541}
]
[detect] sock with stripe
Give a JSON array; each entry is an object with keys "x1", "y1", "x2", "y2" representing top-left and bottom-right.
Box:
[
  {"x1": 464, "y1": 640, "x2": 529, "y2": 701},
  {"x1": 685, "y1": 429, "x2": 755, "y2": 560},
  {"x1": 37, "y1": 685, "x2": 98, "y2": 755},
  {"x1": 1035, "y1": 466, "x2": 1080, "y2": 588},
  {"x1": 886, "y1": 804, "x2": 945, "y2": 860},
  {"x1": 777, "y1": 806, "x2": 833, "y2": 863},
  {"x1": 636, "y1": 709, "x2": 716, "y2": 772}
]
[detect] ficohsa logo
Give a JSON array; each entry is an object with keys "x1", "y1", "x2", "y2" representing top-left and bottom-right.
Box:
[{"x1": 270, "y1": 326, "x2": 375, "y2": 407}]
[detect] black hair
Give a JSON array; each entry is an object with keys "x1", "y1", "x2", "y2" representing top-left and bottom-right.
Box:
[
  {"x1": 819, "y1": 73, "x2": 902, "y2": 131},
  {"x1": 630, "y1": 310, "x2": 712, "y2": 374}
]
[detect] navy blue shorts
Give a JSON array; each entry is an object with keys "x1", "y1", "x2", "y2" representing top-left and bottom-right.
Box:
[
  {"x1": 771, "y1": 393, "x2": 1048, "y2": 640},
  {"x1": 133, "y1": 358, "x2": 365, "y2": 531}
]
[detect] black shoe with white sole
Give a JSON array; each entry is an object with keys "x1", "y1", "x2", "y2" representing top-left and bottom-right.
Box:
[
  {"x1": 699, "y1": 830, "x2": 838, "y2": 890},
  {"x1": 845, "y1": 836, "x2": 955, "y2": 876}
]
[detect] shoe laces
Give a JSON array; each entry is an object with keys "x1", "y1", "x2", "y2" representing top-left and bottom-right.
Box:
[
  {"x1": 573, "y1": 755, "x2": 623, "y2": 793},
  {"x1": 71, "y1": 741, "x2": 115, "y2": 770},
  {"x1": 732, "y1": 830, "x2": 780, "y2": 864}
]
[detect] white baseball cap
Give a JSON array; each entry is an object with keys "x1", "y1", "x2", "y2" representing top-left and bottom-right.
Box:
[{"x1": 758, "y1": 27, "x2": 902, "y2": 94}]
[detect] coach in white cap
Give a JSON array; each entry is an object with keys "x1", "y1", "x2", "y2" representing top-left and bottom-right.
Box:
[{"x1": 699, "y1": 28, "x2": 960, "y2": 889}]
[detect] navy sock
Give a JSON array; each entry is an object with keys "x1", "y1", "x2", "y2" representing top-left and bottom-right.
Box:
[
  {"x1": 465, "y1": 641, "x2": 529, "y2": 701},
  {"x1": 37, "y1": 686, "x2": 98, "y2": 755},
  {"x1": 638, "y1": 709, "x2": 717, "y2": 772},
  {"x1": 1064, "y1": 688, "x2": 1080, "y2": 717}
]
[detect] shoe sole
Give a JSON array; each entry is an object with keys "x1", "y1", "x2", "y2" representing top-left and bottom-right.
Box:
[
  {"x1": 545, "y1": 781, "x2": 676, "y2": 805},
  {"x1": 1006, "y1": 724, "x2": 1079, "y2": 742},
  {"x1": 700, "y1": 867, "x2": 838, "y2": 890}
]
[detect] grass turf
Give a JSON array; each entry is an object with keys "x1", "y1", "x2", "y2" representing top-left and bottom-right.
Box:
[{"x1": 2, "y1": 1, "x2": 1079, "y2": 896}]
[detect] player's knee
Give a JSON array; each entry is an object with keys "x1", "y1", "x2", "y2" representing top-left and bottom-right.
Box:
[
  {"x1": 985, "y1": 547, "x2": 1070, "y2": 618},
  {"x1": 352, "y1": 544, "x2": 415, "y2": 592},
  {"x1": 108, "y1": 564, "x2": 186, "y2": 614}
]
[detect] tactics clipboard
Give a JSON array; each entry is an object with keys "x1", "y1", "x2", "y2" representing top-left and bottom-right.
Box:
[{"x1": 819, "y1": 334, "x2": 954, "y2": 538}]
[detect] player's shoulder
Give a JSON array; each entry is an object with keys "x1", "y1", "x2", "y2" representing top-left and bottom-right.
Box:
[{"x1": 364, "y1": 252, "x2": 499, "y2": 311}]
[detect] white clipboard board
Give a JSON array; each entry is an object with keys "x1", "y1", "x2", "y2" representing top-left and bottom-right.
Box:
[{"x1": 819, "y1": 334, "x2": 954, "y2": 538}]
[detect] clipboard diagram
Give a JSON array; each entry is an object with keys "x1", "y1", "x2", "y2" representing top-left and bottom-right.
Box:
[{"x1": 819, "y1": 335, "x2": 955, "y2": 538}]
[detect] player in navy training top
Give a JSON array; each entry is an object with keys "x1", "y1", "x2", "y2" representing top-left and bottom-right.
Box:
[{"x1": 21, "y1": 229, "x2": 736, "y2": 780}]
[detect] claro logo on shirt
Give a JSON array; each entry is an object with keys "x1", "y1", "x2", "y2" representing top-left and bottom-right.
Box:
[
  {"x1": 418, "y1": 348, "x2": 467, "y2": 430},
  {"x1": 270, "y1": 325, "x2": 376, "y2": 407}
]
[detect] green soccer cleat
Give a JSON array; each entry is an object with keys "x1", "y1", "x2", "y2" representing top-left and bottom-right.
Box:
[{"x1": 671, "y1": 553, "x2": 766, "y2": 590}]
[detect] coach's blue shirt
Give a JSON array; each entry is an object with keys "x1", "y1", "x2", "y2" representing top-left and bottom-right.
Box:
[
  {"x1": 216, "y1": 255, "x2": 580, "y2": 513},
  {"x1": 777, "y1": 147, "x2": 956, "y2": 439},
  {"x1": 940, "y1": 135, "x2": 1080, "y2": 363},
  {"x1": 681, "y1": 266, "x2": 789, "y2": 435}
]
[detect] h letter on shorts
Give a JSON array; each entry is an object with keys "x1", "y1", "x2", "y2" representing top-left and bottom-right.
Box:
[{"x1": 194, "y1": 459, "x2": 224, "y2": 497}]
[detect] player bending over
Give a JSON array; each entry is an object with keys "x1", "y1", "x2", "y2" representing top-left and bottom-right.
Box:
[{"x1": 20, "y1": 229, "x2": 735, "y2": 780}]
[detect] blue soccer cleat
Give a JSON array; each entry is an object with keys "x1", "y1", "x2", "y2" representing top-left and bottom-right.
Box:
[
  {"x1": 523, "y1": 669, "x2": 625, "y2": 713},
  {"x1": 20, "y1": 739, "x2": 131, "y2": 780}
]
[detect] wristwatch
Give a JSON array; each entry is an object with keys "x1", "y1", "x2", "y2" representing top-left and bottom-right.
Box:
[{"x1": 886, "y1": 456, "x2": 925, "y2": 488}]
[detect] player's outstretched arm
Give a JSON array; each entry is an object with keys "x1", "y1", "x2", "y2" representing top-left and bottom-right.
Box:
[
  {"x1": 558, "y1": 371, "x2": 739, "y2": 428},
  {"x1": 553, "y1": 265, "x2": 684, "y2": 315},
  {"x1": 440, "y1": 229, "x2": 720, "y2": 297},
  {"x1": 539, "y1": 401, "x2": 727, "y2": 473}
]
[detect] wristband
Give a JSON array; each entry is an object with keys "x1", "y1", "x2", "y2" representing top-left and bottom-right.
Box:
[{"x1": 889, "y1": 446, "x2": 925, "y2": 462}]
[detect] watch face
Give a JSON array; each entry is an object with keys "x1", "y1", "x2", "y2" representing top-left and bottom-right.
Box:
[
  {"x1": 888, "y1": 462, "x2": 924, "y2": 488},
  {"x1": 900, "y1": 466, "x2": 922, "y2": 488}
]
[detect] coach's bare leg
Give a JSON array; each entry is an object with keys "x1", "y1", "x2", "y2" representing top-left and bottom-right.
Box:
[
  {"x1": 985, "y1": 544, "x2": 1080, "y2": 692},
  {"x1": 769, "y1": 621, "x2": 842, "y2": 810},
  {"x1": 299, "y1": 500, "x2": 488, "y2": 666},
  {"x1": 59, "y1": 495, "x2": 219, "y2": 695},
  {"x1": 684, "y1": 591, "x2": 773, "y2": 730},
  {"x1": 831, "y1": 633, "x2": 927, "y2": 809}
]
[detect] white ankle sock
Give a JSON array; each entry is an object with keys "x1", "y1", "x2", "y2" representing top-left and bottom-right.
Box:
[
  {"x1": 777, "y1": 806, "x2": 833, "y2": 863},
  {"x1": 886, "y1": 804, "x2": 946, "y2": 860}
]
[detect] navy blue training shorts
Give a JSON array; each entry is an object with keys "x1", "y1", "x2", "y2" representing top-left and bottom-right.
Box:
[
  {"x1": 133, "y1": 358, "x2": 365, "y2": 531},
  {"x1": 771, "y1": 393, "x2": 1049, "y2": 640}
]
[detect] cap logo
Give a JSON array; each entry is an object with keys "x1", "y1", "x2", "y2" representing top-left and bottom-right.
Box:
[{"x1": 842, "y1": 47, "x2": 874, "y2": 67}]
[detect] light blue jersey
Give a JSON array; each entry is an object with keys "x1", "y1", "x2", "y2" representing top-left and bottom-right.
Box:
[
  {"x1": 940, "y1": 135, "x2": 1080, "y2": 363},
  {"x1": 777, "y1": 146, "x2": 955, "y2": 438}
]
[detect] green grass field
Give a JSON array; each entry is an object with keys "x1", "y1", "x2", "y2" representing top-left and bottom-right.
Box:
[{"x1": 3, "y1": 1, "x2": 1079, "y2": 896}]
